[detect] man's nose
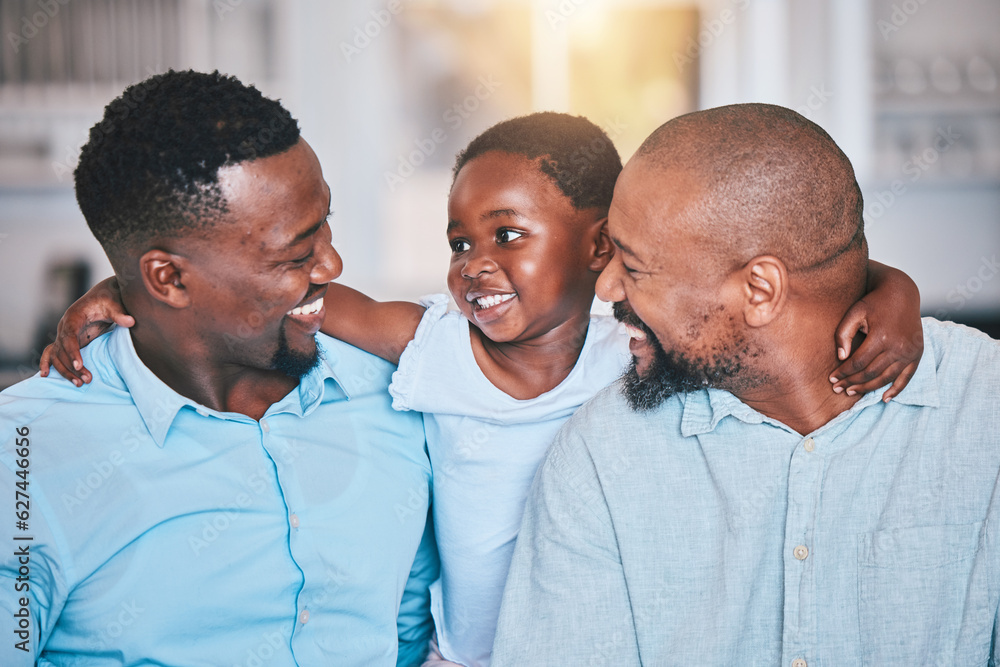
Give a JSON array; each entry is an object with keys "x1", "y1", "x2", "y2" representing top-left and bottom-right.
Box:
[
  {"x1": 312, "y1": 225, "x2": 343, "y2": 284},
  {"x1": 596, "y1": 254, "x2": 625, "y2": 303}
]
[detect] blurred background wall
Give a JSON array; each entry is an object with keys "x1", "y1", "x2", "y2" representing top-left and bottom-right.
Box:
[{"x1": 0, "y1": 0, "x2": 997, "y2": 388}]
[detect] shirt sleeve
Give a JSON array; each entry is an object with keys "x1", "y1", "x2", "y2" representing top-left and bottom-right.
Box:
[
  {"x1": 491, "y1": 426, "x2": 642, "y2": 666},
  {"x1": 396, "y1": 507, "x2": 439, "y2": 667},
  {"x1": 390, "y1": 294, "x2": 451, "y2": 413}
]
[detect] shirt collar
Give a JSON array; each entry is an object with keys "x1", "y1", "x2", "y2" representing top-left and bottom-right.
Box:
[
  {"x1": 881, "y1": 323, "x2": 940, "y2": 409},
  {"x1": 680, "y1": 336, "x2": 940, "y2": 438},
  {"x1": 108, "y1": 327, "x2": 351, "y2": 448},
  {"x1": 293, "y1": 335, "x2": 352, "y2": 417}
]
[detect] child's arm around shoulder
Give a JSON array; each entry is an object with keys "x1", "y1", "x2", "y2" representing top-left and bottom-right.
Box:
[
  {"x1": 830, "y1": 259, "x2": 923, "y2": 401},
  {"x1": 40, "y1": 278, "x2": 426, "y2": 384},
  {"x1": 39, "y1": 276, "x2": 134, "y2": 386},
  {"x1": 320, "y1": 283, "x2": 425, "y2": 365}
]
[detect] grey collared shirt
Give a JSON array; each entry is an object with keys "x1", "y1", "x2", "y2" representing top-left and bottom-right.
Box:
[{"x1": 493, "y1": 319, "x2": 1000, "y2": 666}]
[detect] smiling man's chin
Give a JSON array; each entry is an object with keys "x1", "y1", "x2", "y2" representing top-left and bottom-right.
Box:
[
  {"x1": 271, "y1": 325, "x2": 321, "y2": 379},
  {"x1": 612, "y1": 301, "x2": 755, "y2": 411},
  {"x1": 620, "y1": 341, "x2": 710, "y2": 412},
  {"x1": 621, "y1": 333, "x2": 763, "y2": 411}
]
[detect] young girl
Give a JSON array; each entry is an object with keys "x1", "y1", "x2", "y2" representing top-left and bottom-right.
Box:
[{"x1": 42, "y1": 112, "x2": 922, "y2": 667}]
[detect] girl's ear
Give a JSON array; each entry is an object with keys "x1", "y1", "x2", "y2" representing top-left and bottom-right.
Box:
[{"x1": 588, "y1": 217, "x2": 614, "y2": 272}]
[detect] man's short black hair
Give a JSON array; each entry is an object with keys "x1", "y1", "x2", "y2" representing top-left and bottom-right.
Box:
[
  {"x1": 453, "y1": 112, "x2": 622, "y2": 213},
  {"x1": 74, "y1": 69, "x2": 300, "y2": 266}
]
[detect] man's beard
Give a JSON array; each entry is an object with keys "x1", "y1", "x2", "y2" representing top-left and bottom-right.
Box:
[
  {"x1": 270, "y1": 323, "x2": 321, "y2": 379},
  {"x1": 613, "y1": 302, "x2": 749, "y2": 412}
]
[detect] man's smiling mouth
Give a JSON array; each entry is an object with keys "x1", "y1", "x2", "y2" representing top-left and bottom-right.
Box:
[
  {"x1": 287, "y1": 297, "x2": 324, "y2": 316},
  {"x1": 623, "y1": 323, "x2": 647, "y2": 341}
]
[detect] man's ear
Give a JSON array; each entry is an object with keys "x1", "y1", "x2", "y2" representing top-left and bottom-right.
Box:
[
  {"x1": 138, "y1": 249, "x2": 191, "y2": 309},
  {"x1": 741, "y1": 255, "x2": 787, "y2": 328},
  {"x1": 587, "y1": 217, "x2": 614, "y2": 272}
]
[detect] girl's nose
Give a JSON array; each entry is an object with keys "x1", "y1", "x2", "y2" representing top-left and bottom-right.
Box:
[{"x1": 461, "y1": 250, "x2": 498, "y2": 279}]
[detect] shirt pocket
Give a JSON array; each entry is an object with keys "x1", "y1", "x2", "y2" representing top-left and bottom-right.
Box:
[{"x1": 857, "y1": 522, "x2": 991, "y2": 666}]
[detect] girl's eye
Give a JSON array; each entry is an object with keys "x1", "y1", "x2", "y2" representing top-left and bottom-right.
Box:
[
  {"x1": 450, "y1": 239, "x2": 470, "y2": 253},
  {"x1": 496, "y1": 229, "x2": 523, "y2": 244}
]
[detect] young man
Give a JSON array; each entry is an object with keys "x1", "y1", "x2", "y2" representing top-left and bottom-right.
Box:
[{"x1": 0, "y1": 70, "x2": 436, "y2": 665}]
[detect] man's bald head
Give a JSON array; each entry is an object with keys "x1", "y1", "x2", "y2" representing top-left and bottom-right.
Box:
[
  {"x1": 600, "y1": 104, "x2": 873, "y2": 412},
  {"x1": 633, "y1": 103, "x2": 867, "y2": 298}
]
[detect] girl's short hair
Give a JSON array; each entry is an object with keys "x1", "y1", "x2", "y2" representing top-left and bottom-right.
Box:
[{"x1": 453, "y1": 112, "x2": 622, "y2": 213}]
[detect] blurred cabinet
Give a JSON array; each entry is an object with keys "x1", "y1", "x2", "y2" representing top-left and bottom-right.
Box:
[
  {"x1": 0, "y1": 0, "x2": 284, "y2": 188},
  {"x1": 871, "y1": 0, "x2": 1000, "y2": 185}
]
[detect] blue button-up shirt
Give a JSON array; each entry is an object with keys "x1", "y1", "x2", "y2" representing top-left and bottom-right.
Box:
[
  {"x1": 494, "y1": 319, "x2": 1000, "y2": 666},
  {"x1": 0, "y1": 326, "x2": 436, "y2": 666}
]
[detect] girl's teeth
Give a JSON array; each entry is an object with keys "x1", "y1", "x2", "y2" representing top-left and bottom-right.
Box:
[{"x1": 476, "y1": 294, "x2": 515, "y2": 309}]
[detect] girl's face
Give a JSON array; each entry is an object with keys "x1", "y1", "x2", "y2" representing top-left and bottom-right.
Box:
[{"x1": 446, "y1": 150, "x2": 605, "y2": 344}]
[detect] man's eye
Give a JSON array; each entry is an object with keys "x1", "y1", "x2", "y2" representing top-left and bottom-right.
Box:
[
  {"x1": 496, "y1": 229, "x2": 523, "y2": 244},
  {"x1": 450, "y1": 239, "x2": 469, "y2": 253},
  {"x1": 291, "y1": 253, "x2": 313, "y2": 266}
]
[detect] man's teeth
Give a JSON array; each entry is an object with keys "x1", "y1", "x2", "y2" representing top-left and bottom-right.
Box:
[
  {"x1": 475, "y1": 293, "x2": 515, "y2": 309},
  {"x1": 288, "y1": 297, "x2": 323, "y2": 317},
  {"x1": 624, "y1": 324, "x2": 647, "y2": 341}
]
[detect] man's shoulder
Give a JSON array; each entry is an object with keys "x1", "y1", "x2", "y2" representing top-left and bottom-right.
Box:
[
  {"x1": 314, "y1": 333, "x2": 425, "y2": 434},
  {"x1": 921, "y1": 318, "x2": 1000, "y2": 388},
  {"x1": 0, "y1": 333, "x2": 129, "y2": 423},
  {"x1": 0, "y1": 334, "x2": 144, "y2": 485},
  {"x1": 317, "y1": 333, "x2": 397, "y2": 395},
  {"x1": 923, "y1": 318, "x2": 1000, "y2": 357},
  {"x1": 571, "y1": 380, "x2": 685, "y2": 429},
  {"x1": 549, "y1": 380, "x2": 687, "y2": 468}
]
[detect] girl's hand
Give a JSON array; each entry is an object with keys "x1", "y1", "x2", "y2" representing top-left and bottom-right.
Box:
[
  {"x1": 39, "y1": 277, "x2": 134, "y2": 386},
  {"x1": 830, "y1": 261, "x2": 923, "y2": 401}
]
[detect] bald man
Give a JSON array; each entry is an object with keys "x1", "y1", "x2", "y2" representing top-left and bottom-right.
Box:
[{"x1": 491, "y1": 104, "x2": 1000, "y2": 666}]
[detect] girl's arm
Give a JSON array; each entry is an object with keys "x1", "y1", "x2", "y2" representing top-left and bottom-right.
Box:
[
  {"x1": 319, "y1": 282, "x2": 424, "y2": 365},
  {"x1": 39, "y1": 277, "x2": 134, "y2": 386},
  {"x1": 830, "y1": 259, "x2": 923, "y2": 401},
  {"x1": 41, "y1": 277, "x2": 425, "y2": 384}
]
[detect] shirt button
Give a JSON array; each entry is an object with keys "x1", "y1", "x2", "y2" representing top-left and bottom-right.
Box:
[
  {"x1": 260, "y1": 419, "x2": 270, "y2": 433},
  {"x1": 792, "y1": 660, "x2": 807, "y2": 667},
  {"x1": 793, "y1": 545, "x2": 809, "y2": 560},
  {"x1": 803, "y1": 438, "x2": 815, "y2": 452},
  {"x1": 289, "y1": 513, "x2": 300, "y2": 528},
  {"x1": 299, "y1": 609, "x2": 309, "y2": 624}
]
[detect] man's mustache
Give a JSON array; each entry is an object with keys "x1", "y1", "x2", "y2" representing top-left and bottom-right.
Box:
[{"x1": 612, "y1": 301, "x2": 654, "y2": 337}]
